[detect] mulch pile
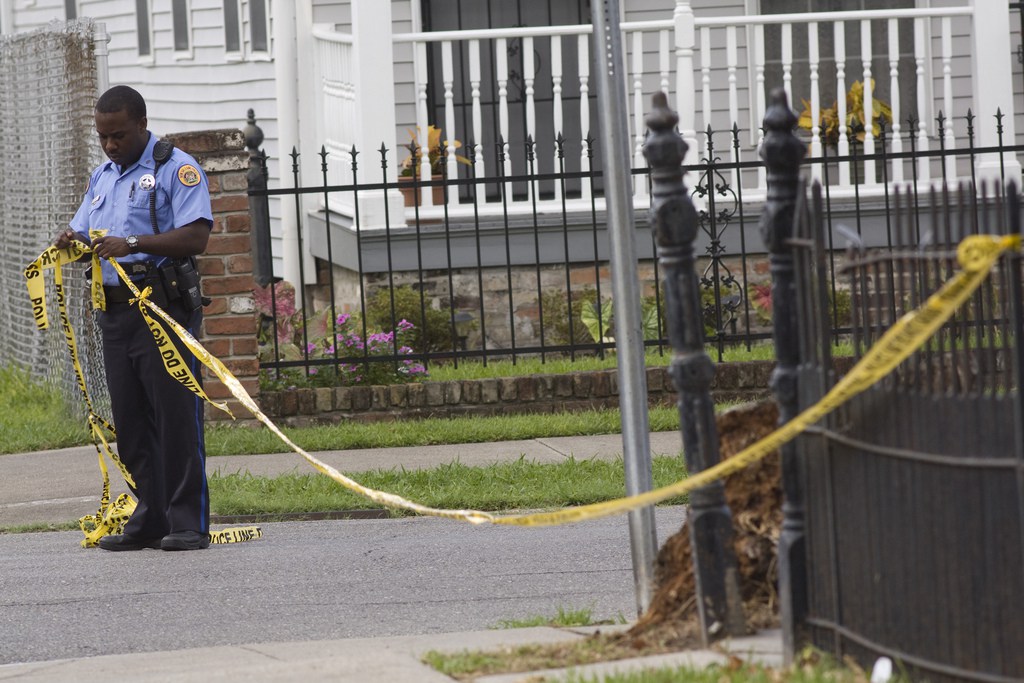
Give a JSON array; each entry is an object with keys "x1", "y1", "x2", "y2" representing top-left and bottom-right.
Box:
[{"x1": 616, "y1": 399, "x2": 784, "y2": 650}]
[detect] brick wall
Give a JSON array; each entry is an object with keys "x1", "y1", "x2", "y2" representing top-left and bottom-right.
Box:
[{"x1": 164, "y1": 129, "x2": 258, "y2": 421}]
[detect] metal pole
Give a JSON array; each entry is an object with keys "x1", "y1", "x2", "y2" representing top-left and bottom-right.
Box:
[
  {"x1": 590, "y1": 0, "x2": 657, "y2": 615},
  {"x1": 93, "y1": 22, "x2": 110, "y2": 95}
]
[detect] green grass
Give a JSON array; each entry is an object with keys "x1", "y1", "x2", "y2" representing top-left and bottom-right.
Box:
[
  {"x1": 495, "y1": 610, "x2": 622, "y2": 630},
  {"x1": 424, "y1": 644, "x2": 898, "y2": 682},
  {"x1": 0, "y1": 521, "x2": 80, "y2": 535},
  {"x1": 208, "y1": 455, "x2": 689, "y2": 516},
  {"x1": 558, "y1": 660, "x2": 878, "y2": 683},
  {"x1": 423, "y1": 343, "x2": 791, "y2": 382},
  {"x1": 0, "y1": 365, "x2": 91, "y2": 455}
]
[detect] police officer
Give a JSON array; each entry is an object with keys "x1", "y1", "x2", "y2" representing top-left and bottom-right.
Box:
[{"x1": 55, "y1": 85, "x2": 213, "y2": 551}]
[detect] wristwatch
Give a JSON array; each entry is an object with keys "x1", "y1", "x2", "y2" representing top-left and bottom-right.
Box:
[{"x1": 125, "y1": 234, "x2": 140, "y2": 254}]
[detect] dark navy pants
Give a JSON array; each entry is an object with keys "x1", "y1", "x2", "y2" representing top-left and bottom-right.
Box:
[{"x1": 98, "y1": 300, "x2": 208, "y2": 539}]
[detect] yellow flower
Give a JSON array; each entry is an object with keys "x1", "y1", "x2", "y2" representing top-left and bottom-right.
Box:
[{"x1": 797, "y1": 80, "x2": 892, "y2": 147}]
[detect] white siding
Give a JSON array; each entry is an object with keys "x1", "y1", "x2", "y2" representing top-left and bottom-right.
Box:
[{"x1": 12, "y1": 0, "x2": 70, "y2": 31}]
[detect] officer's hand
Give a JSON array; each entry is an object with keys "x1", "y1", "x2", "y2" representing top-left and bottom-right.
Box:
[
  {"x1": 53, "y1": 228, "x2": 87, "y2": 249},
  {"x1": 90, "y1": 235, "x2": 131, "y2": 259}
]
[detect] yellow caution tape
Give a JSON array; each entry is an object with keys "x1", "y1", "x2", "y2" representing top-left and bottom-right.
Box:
[
  {"x1": 26, "y1": 233, "x2": 1017, "y2": 534},
  {"x1": 24, "y1": 240, "x2": 136, "y2": 545},
  {"x1": 88, "y1": 229, "x2": 107, "y2": 311},
  {"x1": 210, "y1": 526, "x2": 264, "y2": 544}
]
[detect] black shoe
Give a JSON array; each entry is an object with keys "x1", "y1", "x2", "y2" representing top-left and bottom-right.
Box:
[
  {"x1": 97, "y1": 534, "x2": 163, "y2": 551},
  {"x1": 161, "y1": 531, "x2": 211, "y2": 551}
]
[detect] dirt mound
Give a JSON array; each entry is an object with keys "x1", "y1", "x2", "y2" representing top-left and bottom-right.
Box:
[{"x1": 622, "y1": 399, "x2": 783, "y2": 648}]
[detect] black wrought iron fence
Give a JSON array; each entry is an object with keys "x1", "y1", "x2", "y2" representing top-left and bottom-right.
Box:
[
  {"x1": 788, "y1": 176, "x2": 1024, "y2": 682},
  {"x1": 248, "y1": 107, "x2": 1024, "y2": 387}
]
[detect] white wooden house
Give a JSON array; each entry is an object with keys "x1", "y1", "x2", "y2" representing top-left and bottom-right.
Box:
[{"x1": 3, "y1": 1, "x2": 1022, "y2": 290}]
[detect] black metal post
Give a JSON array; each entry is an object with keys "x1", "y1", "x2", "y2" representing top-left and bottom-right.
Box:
[
  {"x1": 644, "y1": 92, "x2": 745, "y2": 644},
  {"x1": 243, "y1": 109, "x2": 273, "y2": 286},
  {"x1": 758, "y1": 88, "x2": 809, "y2": 663}
]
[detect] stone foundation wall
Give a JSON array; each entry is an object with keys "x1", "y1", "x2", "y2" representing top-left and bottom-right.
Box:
[{"x1": 319, "y1": 256, "x2": 778, "y2": 350}]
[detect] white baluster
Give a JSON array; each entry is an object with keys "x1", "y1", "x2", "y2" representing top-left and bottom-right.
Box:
[
  {"x1": 469, "y1": 39, "x2": 485, "y2": 189},
  {"x1": 835, "y1": 21, "x2": 850, "y2": 186},
  {"x1": 914, "y1": 17, "x2": 930, "y2": 183},
  {"x1": 941, "y1": 16, "x2": 956, "y2": 180},
  {"x1": 861, "y1": 19, "x2": 876, "y2": 186},
  {"x1": 415, "y1": 41, "x2": 432, "y2": 206},
  {"x1": 888, "y1": 18, "x2": 903, "y2": 183},
  {"x1": 524, "y1": 36, "x2": 536, "y2": 205},
  {"x1": 578, "y1": 34, "x2": 591, "y2": 200},
  {"x1": 443, "y1": 40, "x2": 459, "y2": 205},
  {"x1": 754, "y1": 23, "x2": 766, "y2": 189},
  {"x1": 633, "y1": 30, "x2": 648, "y2": 201},
  {"x1": 809, "y1": 22, "x2": 822, "y2": 181},
  {"x1": 782, "y1": 22, "x2": 792, "y2": 105},
  {"x1": 496, "y1": 37, "x2": 512, "y2": 203},
  {"x1": 726, "y1": 25, "x2": 739, "y2": 190},
  {"x1": 659, "y1": 29, "x2": 670, "y2": 96},
  {"x1": 700, "y1": 25, "x2": 711, "y2": 162},
  {"x1": 551, "y1": 35, "x2": 564, "y2": 203}
]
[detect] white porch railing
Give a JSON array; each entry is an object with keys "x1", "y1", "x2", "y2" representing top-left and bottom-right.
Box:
[
  {"x1": 310, "y1": 2, "x2": 1019, "y2": 224},
  {"x1": 312, "y1": 25, "x2": 355, "y2": 205}
]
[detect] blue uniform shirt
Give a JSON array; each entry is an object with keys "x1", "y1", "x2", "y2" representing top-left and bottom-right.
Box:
[{"x1": 70, "y1": 132, "x2": 213, "y2": 286}]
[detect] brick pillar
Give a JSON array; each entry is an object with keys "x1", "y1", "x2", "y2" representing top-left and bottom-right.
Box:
[{"x1": 164, "y1": 129, "x2": 259, "y2": 421}]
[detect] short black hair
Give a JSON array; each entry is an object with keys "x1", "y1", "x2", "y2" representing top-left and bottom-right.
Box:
[{"x1": 95, "y1": 85, "x2": 147, "y2": 121}]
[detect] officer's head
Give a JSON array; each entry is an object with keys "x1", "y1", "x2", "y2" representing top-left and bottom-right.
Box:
[{"x1": 94, "y1": 85, "x2": 149, "y2": 169}]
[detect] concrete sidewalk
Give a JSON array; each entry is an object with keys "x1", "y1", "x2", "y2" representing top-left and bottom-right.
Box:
[{"x1": 0, "y1": 625, "x2": 782, "y2": 682}]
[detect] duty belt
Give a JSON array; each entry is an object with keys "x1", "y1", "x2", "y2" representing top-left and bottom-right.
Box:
[{"x1": 103, "y1": 281, "x2": 145, "y2": 304}]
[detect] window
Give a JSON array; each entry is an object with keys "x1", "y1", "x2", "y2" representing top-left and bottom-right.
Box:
[
  {"x1": 135, "y1": 0, "x2": 152, "y2": 59},
  {"x1": 224, "y1": 0, "x2": 242, "y2": 56},
  {"x1": 172, "y1": 0, "x2": 192, "y2": 55},
  {"x1": 65, "y1": 0, "x2": 77, "y2": 20},
  {"x1": 249, "y1": 0, "x2": 269, "y2": 54}
]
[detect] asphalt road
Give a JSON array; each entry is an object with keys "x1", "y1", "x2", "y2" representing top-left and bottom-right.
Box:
[{"x1": 0, "y1": 508, "x2": 687, "y2": 667}]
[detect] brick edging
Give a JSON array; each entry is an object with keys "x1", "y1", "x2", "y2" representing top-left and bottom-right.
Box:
[{"x1": 255, "y1": 360, "x2": 822, "y2": 427}]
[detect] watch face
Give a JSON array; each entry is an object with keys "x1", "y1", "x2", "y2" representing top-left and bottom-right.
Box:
[{"x1": 126, "y1": 235, "x2": 139, "y2": 252}]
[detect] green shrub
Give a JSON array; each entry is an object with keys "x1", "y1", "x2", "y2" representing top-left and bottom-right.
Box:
[
  {"x1": 538, "y1": 286, "x2": 599, "y2": 347},
  {"x1": 366, "y1": 285, "x2": 454, "y2": 354}
]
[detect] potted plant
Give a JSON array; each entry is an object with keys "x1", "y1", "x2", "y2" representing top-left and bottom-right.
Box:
[
  {"x1": 398, "y1": 125, "x2": 470, "y2": 207},
  {"x1": 798, "y1": 79, "x2": 892, "y2": 182}
]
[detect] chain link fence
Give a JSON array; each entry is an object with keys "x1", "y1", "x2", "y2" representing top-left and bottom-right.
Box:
[{"x1": 0, "y1": 19, "x2": 108, "y2": 418}]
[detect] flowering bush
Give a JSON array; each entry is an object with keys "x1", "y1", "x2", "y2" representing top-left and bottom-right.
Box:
[
  {"x1": 254, "y1": 281, "x2": 428, "y2": 389},
  {"x1": 303, "y1": 313, "x2": 428, "y2": 386}
]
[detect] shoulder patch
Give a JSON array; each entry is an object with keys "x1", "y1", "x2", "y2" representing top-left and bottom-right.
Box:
[{"x1": 177, "y1": 164, "x2": 201, "y2": 187}]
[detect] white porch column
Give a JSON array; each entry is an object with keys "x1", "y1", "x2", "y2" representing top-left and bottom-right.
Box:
[
  {"x1": 352, "y1": 0, "x2": 406, "y2": 227},
  {"x1": 970, "y1": 0, "x2": 1021, "y2": 182},
  {"x1": 674, "y1": 0, "x2": 697, "y2": 165},
  {"x1": 272, "y1": 0, "x2": 303, "y2": 289}
]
